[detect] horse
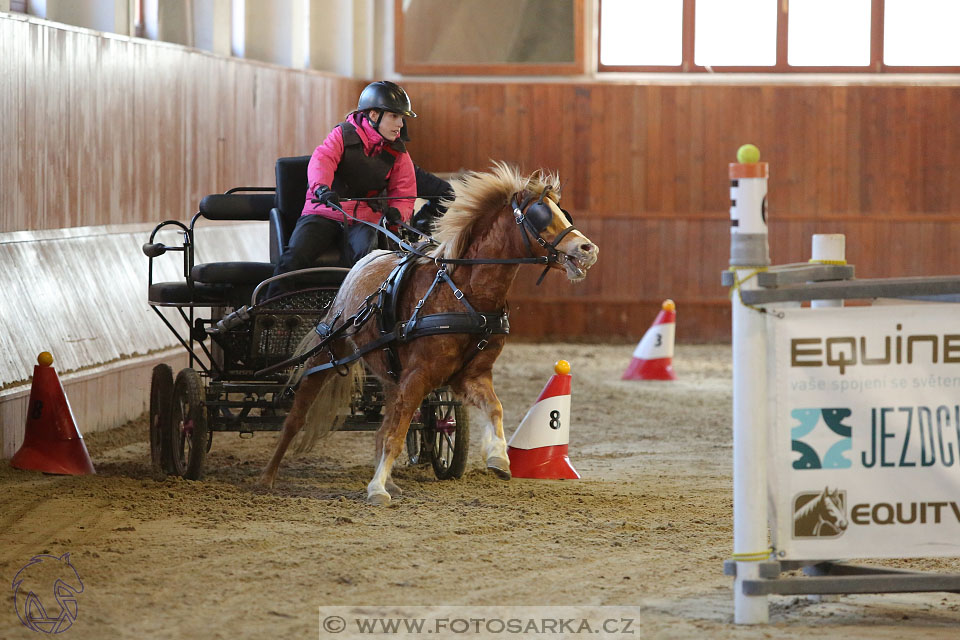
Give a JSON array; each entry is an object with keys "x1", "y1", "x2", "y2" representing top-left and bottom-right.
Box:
[
  {"x1": 259, "y1": 162, "x2": 599, "y2": 504},
  {"x1": 793, "y1": 487, "x2": 848, "y2": 537}
]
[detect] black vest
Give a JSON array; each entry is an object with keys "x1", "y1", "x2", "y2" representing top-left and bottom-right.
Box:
[{"x1": 331, "y1": 120, "x2": 406, "y2": 208}]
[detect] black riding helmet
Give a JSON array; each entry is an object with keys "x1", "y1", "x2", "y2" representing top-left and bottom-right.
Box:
[{"x1": 358, "y1": 81, "x2": 416, "y2": 136}]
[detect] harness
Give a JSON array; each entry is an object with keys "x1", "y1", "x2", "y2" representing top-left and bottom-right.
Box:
[{"x1": 255, "y1": 189, "x2": 579, "y2": 381}]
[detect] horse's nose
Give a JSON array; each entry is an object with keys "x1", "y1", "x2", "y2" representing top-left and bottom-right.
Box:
[{"x1": 580, "y1": 242, "x2": 597, "y2": 255}]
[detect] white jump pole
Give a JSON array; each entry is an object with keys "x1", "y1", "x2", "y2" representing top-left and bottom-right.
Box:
[
  {"x1": 729, "y1": 151, "x2": 770, "y2": 624},
  {"x1": 810, "y1": 234, "x2": 846, "y2": 309}
]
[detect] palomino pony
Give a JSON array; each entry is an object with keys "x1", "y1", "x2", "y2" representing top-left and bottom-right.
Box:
[{"x1": 259, "y1": 163, "x2": 599, "y2": 504}]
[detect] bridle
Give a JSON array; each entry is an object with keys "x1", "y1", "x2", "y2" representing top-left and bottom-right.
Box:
[
  {"x1": 509, "y1": 190, "x2": 580, "y2": 284},
  {"x1": 327, "y1": 187, "x2": 581, "y2": 275}
]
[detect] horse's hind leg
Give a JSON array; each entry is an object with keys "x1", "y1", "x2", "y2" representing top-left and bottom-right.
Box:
[
  {"x1": 454, "y1": 375, "x2": 511, "y2": 480},
  {"x1": 259, "y1": 371, "x2": 329, "y2": 488}
]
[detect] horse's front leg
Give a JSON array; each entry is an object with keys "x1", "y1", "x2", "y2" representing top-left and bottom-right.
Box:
[
  {"x1": 455, "y1": 375, "x2": 511, "y2": 480},
  {"x1": 368, "y1": 381, "x2": 425, "y2": 505}
]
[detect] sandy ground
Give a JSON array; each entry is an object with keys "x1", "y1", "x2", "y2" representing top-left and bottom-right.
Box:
[{"x1": 2, "y1": 343, "x2": 959, "y2": 639}]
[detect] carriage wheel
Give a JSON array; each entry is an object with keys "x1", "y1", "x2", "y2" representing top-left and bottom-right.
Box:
[
  {"x1": 424, "y1": 392, "x2": 469, "y2": 480},
  {"x1": 169, "y1": 368, "x2": 209, "y2": 480},
  {"x1": 405, "y1": 416, "x2": 432, "y2": 466},
  {"x1": 149, "y1": 364, "x2": 174, "y2": 474}
]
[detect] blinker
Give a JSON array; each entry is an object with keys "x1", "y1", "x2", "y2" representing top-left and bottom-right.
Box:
[{"x1": 524, "y1": 200, "x2": 554, "y2": 232}]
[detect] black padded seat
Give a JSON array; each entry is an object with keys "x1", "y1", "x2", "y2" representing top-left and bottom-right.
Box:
[
  {"x1": 148, "y1": 282, "x2": 250, "y2": 307},
  {"x1": 191, "y1": 261, "x2": 276, "y2": 285},
  {"x1": 198, "y1": 193, "x2": 275, "y2": 221},
  {"x1": 272, "y1": 156, "x2": 348, "y2": 267},
  {"x1": 190, "y1": 192, "x2": 277, "y2": 296}
]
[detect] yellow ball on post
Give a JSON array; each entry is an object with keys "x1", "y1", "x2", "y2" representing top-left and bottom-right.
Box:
[
  {"x1": 554, "y1": 360, "x2": 571, "y2": 375},
  {"x1": 736, "y1": 144, "x2": 760, "y2": 164},
  {"x1": 37, "y1": 352, "x2": 54, "y2": 367}
]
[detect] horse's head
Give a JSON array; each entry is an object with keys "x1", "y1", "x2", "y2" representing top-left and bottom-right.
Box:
[
  {"x1": 510, "y1": 184, "x2": 598, "y2": 282},
  {"x1": 431, "y1": 163, "x2": 598, "y2": 281},
  {"x1": 822, "y1": 486, "x2": 848, "y2": 531}
]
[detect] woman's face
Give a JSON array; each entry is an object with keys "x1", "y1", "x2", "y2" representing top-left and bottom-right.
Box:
[{"x1": 375, "y1": 111, "x2": 405, "y2": 141}]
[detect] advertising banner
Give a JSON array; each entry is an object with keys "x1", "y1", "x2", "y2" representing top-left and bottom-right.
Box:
[{"x1": 768, "y1": 303, "x2": 960, "y2": 559}]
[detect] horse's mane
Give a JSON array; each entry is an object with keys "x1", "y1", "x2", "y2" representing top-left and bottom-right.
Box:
[
  {"x1": 795, "y1": 490, "x2": 826, "y2": 520},
  {"x1": 427, "y1": 162, "x2": 561, "y2": 265},
  {"x1": 796, "y1": 487, "x2": 842, "y2": 520}
]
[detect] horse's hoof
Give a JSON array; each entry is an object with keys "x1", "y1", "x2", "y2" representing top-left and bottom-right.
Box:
[
  {"x1": 486, "y1": 458, "x2": 512, "y2": 480},
  {"x1": 367, "y1": 491, "x2": 391, "y2": 506},
  {"x1": 385, "y1": 480, "x2": 403, "y2": 497},
  {"x1": 257, "y1": 473, "x2": 276, "y2": 488}
]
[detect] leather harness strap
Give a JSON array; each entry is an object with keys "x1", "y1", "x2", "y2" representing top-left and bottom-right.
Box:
[{"x1": 253, "y1": 189, "x2": 572, "y2": 380}]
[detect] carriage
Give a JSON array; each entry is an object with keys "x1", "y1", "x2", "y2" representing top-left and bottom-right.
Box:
[{"x1": 142, "y1": 156, "x2": 469, "y2": 482}]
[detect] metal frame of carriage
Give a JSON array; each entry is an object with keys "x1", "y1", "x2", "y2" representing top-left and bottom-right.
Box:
[{"x1": 142, "y1": 156, "x2": 469, "y2": 481}]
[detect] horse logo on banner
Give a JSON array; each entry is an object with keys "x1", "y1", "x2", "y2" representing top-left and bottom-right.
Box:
[{"x1": 793, "y1": 487, "x2": 849, "y2": 538}]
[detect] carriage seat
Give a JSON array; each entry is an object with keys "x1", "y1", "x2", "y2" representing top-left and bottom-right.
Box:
[
  {"x1": 272, "y1": 155, "x2": 348, "y2": 268},
  {"x1": 148, "y1": 192, "x2": 276, "y2": 308}
]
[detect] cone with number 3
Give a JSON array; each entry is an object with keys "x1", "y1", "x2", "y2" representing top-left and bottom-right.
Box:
[
  {"x1": 507, "y1": 360, "x2": 579, "y2": 479},
  {"x1": 622, "y1": 299, "x2": 677, "y2": 381}
]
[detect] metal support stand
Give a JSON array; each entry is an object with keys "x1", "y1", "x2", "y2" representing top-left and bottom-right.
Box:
[{"x1": 724, "y1": 560, "x2": 960, "y2": 596}]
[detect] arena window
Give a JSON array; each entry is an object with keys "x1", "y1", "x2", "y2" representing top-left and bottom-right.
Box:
[
  {"x1": 598, "y1": 0, "x2": 960, "y2": 74},
  {"x1": 394, "y1": 0, "x2": 584, "y2": 75}
]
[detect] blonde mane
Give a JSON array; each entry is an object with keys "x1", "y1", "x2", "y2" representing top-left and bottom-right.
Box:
[{"x1": 427, "y1": 162, "x2": 561, "y2": 266}]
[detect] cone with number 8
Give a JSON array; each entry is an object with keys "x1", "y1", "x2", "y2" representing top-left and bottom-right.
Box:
[
  {"x1": 507, "y1": 360, "x2": 580, "y2": 479},
  {"x1": 622, "y1": 299, "x2": 677, "y2": 381}
]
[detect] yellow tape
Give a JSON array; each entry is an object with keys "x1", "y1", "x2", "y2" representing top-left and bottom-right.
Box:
[
  {"x1": 808, "y1": 258, "x2": 847, "y2": 265},
  {"x1": 731, "y1": 548, "x2": 773, "y2": 562}
]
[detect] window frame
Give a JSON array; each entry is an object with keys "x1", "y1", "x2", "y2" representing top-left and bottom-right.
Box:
[
  {"x1": 597, "y1": 0, "x2": 960, "y2": 74},
  {"x1": 394, "y1": 0, "x2": 585, "y2": 76}
]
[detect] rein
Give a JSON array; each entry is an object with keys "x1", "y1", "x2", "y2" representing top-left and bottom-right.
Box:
[{"x1": 331, "y1": 193, "x2": 579, "y2": 269}]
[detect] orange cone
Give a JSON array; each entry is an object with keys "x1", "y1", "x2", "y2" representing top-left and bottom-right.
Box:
[
  {"x1": 622, "y1": 299, "x2": 677, "y2": 381},
  {"x1": 10, "y1": 352, "x2": 95, "y2": 475},
  {"x1": 507, "y1": 360, "x2": 579, "y2": 479}
]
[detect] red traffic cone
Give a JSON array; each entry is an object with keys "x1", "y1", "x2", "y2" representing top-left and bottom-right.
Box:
[
  {"x1": 507, "y1": 360, "x2": 579, "y2": 479},
  {"x1": 622, "y1": 299, "x2": 677, "y2": 381},
  {"x1": 10, "y1": 352, "x2": 95, "y2": 475}
]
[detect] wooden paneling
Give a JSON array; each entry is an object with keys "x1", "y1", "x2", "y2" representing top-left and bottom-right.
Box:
[
  {"x1": 1, "y1": 15, "x2": 363, "y2": 233},
  {"x1": 6, "y1": 15, "x2": 960, "y2": 342},
  {"x1": 401, "y1": 80, "x2": 960, "y2": 341}
]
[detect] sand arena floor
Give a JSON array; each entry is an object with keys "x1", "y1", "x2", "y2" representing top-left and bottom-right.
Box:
[{"x1": 2, "y1": 343, "x2": 959, "y2": 639}]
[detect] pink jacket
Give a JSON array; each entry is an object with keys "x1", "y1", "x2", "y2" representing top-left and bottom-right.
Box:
[{"x1": 301, "y1": 113, "x2": 416, "y2": 224}]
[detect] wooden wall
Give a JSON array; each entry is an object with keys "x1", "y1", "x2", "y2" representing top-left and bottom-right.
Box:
[
  {"x1": 5, "y1": 14, "x2": 960, "y2": 342},
  {"x1": 402, "y1": 81, "x2": 960, "y2": 341},
  {"x1": 0, "y1": 14, "x2": 363, "y2": 233}
]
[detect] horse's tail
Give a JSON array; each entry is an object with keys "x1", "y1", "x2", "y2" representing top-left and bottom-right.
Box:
[
  {"x1": 284, "y1": 328, "x2": 364, "y2": 453},
  {"x1": 295, "y1": 360, "x2": 363, "y2": 453}
]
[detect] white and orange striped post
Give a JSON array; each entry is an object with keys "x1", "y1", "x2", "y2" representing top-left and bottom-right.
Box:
[{"x1": 729, "y1": 145, "x2": 771, "y2": 624}]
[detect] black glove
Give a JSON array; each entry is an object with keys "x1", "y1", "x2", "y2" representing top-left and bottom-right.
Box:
[
  {"x1": 411, "y1": 203, "x2": 437, "y2": 233},
  {"x1": 313, "y1": 185, "x2": 340, "y2": 208},
  {"x1": 383, "y1": 207, "x2": 402, "y2": 225}
]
